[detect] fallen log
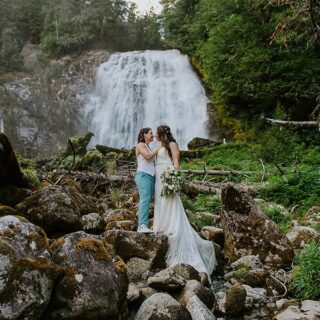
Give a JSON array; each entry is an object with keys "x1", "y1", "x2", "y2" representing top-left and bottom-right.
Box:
[
  {"x1": 265, "y1": 118, "x2": 320, "y2": 129},
  {"x1": 183, "y1": 181, "x2": 255, "y2": 196},
  {"x1": 181, "y1": 169, "x2": 252, "y2": 176}
]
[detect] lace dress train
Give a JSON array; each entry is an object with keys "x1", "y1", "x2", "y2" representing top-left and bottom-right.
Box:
[{"x1": 153, "y1": 147, "x2": 217, "y2": 276}]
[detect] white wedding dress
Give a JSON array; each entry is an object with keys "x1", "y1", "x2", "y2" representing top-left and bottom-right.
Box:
[{"x1": 153, "y1": 147, "x2": 217, "y2": 277}]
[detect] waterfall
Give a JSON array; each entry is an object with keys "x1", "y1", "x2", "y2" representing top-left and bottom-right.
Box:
[{"x1": 85, "y1": 50, "x2": 209, "y2": 149}]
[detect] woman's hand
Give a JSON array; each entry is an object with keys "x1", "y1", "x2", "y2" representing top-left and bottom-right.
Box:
[{"x1": 136, "y1": 143, "x2": 159, "y2": 160}]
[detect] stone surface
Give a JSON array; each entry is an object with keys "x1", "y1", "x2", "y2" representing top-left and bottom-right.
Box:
[
  {"x1": 220, "y1": 185, "x2": 294, "y2": 268},
  {"x1": 0, "y1": 215, "x2": 59, "y2": 320},
  {"x1": 16, "y1": 185, "x2": 100, "y2": 235},
  {"x1": 81, "y1": 212, "x2": 105, "y2": 233},
  {"x1": 201, "y1": 226, "x2": 224, "y2": 246},
  {"x1": 46, "y1": 231, "x2": 128, "y2": 320},
  {"x1": 147, "y1": 267, "x2": 186, "y2": 291},
  {"x1": 0, "y1": 50, "x2": 111, "y2": 157},
  {"x1": 103, "y1": 229, "x2": 168, "y2": 269},
  {"x1": 0, "y1": 133, "x2": 27, "y2": 188},
  {"x1": 274, "y1": 305, "x2": 307, "y2": 320},
  {"x1": 230, "y1": 255, "x2": 263, "y2": 270},
  {"x1": 127, "y1": 257, "x2": 152, "y2": 282},
  {"x1": 225, "y1": 283, "x2": 246, "y2": 315},
  {"x1": 173, "y1": 264, "x2": 201, "y2": 282},
  {"x1": 286, "y1": 226, "x2": 320, "y2": 249},
  {"x1": 176, "y1": 279, "x2": 216, "y2": 309},
  {"x1": 135, "y1": 292, "x2": 192, "y2": 320},
  {"x1": 186, "y1": 295, "x2": 216, "y2": 320}
]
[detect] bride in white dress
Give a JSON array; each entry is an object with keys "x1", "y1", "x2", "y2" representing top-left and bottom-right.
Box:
[{"x1": 153, "y1": 125, "x2": 217, "y2": 278}]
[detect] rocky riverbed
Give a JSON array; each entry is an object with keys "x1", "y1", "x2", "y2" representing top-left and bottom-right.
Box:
[{"x1": 0, "y1": 132, "x2": 319, "y2": 320}]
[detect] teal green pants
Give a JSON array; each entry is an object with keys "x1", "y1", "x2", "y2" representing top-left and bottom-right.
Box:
[{"x1": 135, "y1": 171, "x2": 155, "y2": 227}]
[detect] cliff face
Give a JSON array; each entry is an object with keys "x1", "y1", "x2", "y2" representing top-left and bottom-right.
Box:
[{"x1": 0, "y1": 47, "x2": 111, "y2": 157}]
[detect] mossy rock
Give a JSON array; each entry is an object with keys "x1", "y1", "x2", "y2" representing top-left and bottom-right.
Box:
[
  {"x1": 0, "y1": 204, "x2": 17, "y2": 217},
  {"x1": 63, "y1": 132, "x2": 94, "y2": 157}
]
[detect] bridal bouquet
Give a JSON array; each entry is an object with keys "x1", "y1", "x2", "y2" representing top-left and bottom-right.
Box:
[{"x1": 160, "y1": 167, "x2": 185, "y2": 197}]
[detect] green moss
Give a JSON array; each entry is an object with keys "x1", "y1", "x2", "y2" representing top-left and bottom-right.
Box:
[{"x1": 76, "y1": 237, "x2": 113, "y2": 261}]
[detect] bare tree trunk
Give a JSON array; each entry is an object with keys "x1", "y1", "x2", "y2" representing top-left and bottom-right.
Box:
[{"x1": 265, "y1": 118, "x2": 320, "y2": 129}]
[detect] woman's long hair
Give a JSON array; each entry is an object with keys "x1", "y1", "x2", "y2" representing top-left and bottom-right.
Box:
[
  {"x1": 157, "y1": 125, "x2": 177, "y2": 159},
  {"x1": 137, "y1": 127, "x2": 151, "y2": 143}
]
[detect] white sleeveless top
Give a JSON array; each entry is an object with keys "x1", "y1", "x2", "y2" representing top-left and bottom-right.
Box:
[{"x1": 137, "y1": 144, "x2": 155, "y2": 176}]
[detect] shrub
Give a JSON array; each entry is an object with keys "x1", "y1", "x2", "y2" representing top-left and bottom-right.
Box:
[{"x1": 291, "y1": 242, "x2": 320, "y2": 299}]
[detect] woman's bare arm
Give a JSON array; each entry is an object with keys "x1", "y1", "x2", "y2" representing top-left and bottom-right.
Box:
[
  {"x1": 169, "y1": 142, "x2": 180, "y2": 169},
  {"x1": 136, "y1": 143, "x2": 160, "y2": 160}
]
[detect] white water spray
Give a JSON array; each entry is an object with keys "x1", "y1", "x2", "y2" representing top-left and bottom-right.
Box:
[{"x1": 85, "y1": 50, "x2": 209, "y2": 149}]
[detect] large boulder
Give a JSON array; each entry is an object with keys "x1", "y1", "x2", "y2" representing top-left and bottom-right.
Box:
[
  {"x1": 135, "y1": 293, "x2": 192, "y2": 320},
  {"x1": 0, "y1": 215, "x2": 59, "y2": 320},
  {"x1": 0, "y1": 133, "x2": 27, "y2": 188},
  {"x1": 220, "y1": 185, "x2": 294, "y2": 268},
  {"x1": 16, "y1": 185, "x2": 100, "y2": 235},
  {"x1": 103, "y1": 230, "x2": 168, "y2": 270},
  {"x1": 46, "y1": 231, "x2": 128, "y2": 320}
]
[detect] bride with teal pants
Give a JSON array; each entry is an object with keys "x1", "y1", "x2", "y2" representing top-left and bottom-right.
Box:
[{"x1": 135, "y1": 127, "x2": 160, "y2": 233}]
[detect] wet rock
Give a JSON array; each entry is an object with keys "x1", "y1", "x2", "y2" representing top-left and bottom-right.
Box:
[
  {"x1": 46, "y1": 231, "x2": 128, "y2": 320},
  {"x1": 16, "y1": 185, "x2": 100, "y2": 235},
  {"x1": 225, "y1": 283, "x2": 246, "y2": 315},
  {"x1": 187, "y1": 137, "x2": 220, "y2": 150},
  {"x1": 286, "y1": 226, "x2": 320, "y2": 249},
  {"x1": 201, "y1": 226, "x2": 224, "y2": 246},
  {"x1": 186, "y1": 295, "x2": 216, "y2": 320},
  {"x1": 221, "y1": 185, "x2": 294, "y2": 269},
  {"x1": 176, "y1": 279, "x2": 216, "y2": 309},
  {"x1": 135, "y1": 292, "x2": 192, "y2": 320},
  {"x1": 81, "y1": 212, "x2": 105, "y2": 233},
  {"x1": 103, "y1": 229, "x2": 168, "y2": 269},
  {"x1": 147, "y1": 267, "x2": 186, "y2": 291},
  {"x1": 0, "y1": 133, "x2": 27, "y2": 188},
  {"x1": 0, "y1": 215, "x2": 59, "y2": 320}
]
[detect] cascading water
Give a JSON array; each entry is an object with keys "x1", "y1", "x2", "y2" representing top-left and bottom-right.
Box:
[{"x1": 85, "y1": 49, "x2": 209, "y2": 149}]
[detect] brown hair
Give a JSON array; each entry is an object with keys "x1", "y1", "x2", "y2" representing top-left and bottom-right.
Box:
[
  {"x1": 156, "y1": 125, "x2": 177, "y2": 159},
  {"x1": 137, "y1": 127, "x2": 152, "y2": 143}
]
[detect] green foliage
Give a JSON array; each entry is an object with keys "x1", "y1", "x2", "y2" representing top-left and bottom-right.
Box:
[
  {"x1": 161, "y1": 0, "x2": 320, "y2": 124},
  {"x1": 291, "y1": 242, "x2": 320, "y2": 299},
  {"x1": 234, "y1": 267, "x2": 248, "y2": 280},
  {"x1": 260, "y1": 165, "x2": 320, "y2": 215},
  {"x1": 109, "y1": 187, "x2": 123, "y2": 208},
  {"x1": 257, "y1": 199, "x2": 291, "y2": 233},
  {"x1": 193, "y1": 194, "x2": 221, "y2": 213},
  {"x1": 17, "y1": 156, "x2": 40, "y2": 187}
]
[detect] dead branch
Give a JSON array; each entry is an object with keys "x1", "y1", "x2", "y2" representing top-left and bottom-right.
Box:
[
  {"x1": 181, "y1": 169, "x2": 253, "y2": 176},
  {"x1": 265, "y1": 117, "x2": 320, "y2": 129}
]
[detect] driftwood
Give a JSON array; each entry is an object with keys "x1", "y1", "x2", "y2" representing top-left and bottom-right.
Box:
[
  {"x1": 265, "y1": 118, "x2": 320, "y2": 129},
  {"x1": 183, "y1": 181, "x2": 255, "y2": 196},
  {"x1": 181, "y1": 169, "x2": 252, "y2": 176}
]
